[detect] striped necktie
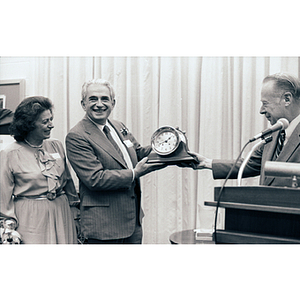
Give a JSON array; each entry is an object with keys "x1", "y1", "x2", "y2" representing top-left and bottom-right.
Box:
[{"x1": 274, "y1": 130, "x2": 286, "y2": 159}]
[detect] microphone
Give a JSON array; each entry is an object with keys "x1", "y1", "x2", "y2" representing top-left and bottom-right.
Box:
[
  {"x1": 265, "y1": 161, "x2": 300, "y2": 177},
  {"x1": 249, "y1": 118, "x2": 289, "y2": 142}
]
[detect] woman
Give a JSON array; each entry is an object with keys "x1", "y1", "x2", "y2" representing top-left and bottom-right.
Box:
[{"x1": 0, "y1": 96, "x2": 78, "y2": 244}]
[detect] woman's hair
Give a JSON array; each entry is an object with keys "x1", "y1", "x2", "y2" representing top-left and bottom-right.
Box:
[
  {"x1": 81, "y1": 79, "x2": 115, "y2": 102},
  {"x1": 10, "y1": 96, "x2": 54, "y2": 141}
]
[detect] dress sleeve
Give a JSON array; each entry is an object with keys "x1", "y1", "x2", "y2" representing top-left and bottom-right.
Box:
[{"x1": 0, "y1": 148, "x2": 18, "y2": 224}]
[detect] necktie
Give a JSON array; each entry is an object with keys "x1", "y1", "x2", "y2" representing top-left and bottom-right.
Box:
[
  {"x1": 103, "y1": 125, "x2": 126, "y2": 164},
  {"x1": 274, "y1": 130, "x2": 286, "y2": 159}
]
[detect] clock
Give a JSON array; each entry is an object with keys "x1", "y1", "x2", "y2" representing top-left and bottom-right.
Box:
[
  {"x1": 147, "y1": 126, "x2": 197, "y2": 164},
  {"x1": 151, "y1": 126, "x2": 181, "y2": 156}
]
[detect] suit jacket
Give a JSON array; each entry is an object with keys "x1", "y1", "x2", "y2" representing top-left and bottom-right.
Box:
[
  {"x1": 66, "y1": 116, "x2": 152, "y2": 240},
  {"x1": 0, "y1": 109, "x2": 14, "y2": 134},
  {"x1": 212, "y1": 122, "x2": 300, "y2": 187}
]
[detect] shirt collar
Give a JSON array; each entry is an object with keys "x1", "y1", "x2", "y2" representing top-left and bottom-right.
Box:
[
  {"x1": 87, "y1": 115, "x2": 108, "y2": 131},
  {"x1": 285, "y1": 113, "x2": 300, "y2": 141}
]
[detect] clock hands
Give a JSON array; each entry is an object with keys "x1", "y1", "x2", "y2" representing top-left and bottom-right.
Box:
[
  {"x1": 157, "y1": 135, "x2": 174, "y2": 146},
  {"x1": 165, "y1": 136, "x2": 173, "y2": 143}
]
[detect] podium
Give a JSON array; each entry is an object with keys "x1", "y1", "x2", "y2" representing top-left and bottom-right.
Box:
[{"x1": 205, "y1": 186, "x2": 300, "y2": 244}]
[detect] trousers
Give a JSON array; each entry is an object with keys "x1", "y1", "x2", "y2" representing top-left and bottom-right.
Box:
[{"x1": 84, "y1": 224, "x2": 143, "y2": 244}]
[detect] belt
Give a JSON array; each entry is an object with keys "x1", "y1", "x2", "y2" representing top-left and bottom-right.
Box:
[{"x1": 15, "y1": 191, "x2": 65, "y2": 201}]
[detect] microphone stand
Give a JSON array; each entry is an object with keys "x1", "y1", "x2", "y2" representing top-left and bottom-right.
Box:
[
  {"x1": 237, "y1": 135, "x2": 273, "y2": 186},
  {"x1": 213, "y1": 140, "x2": 251, "y2": 243},
  {"x1": 213, "y1": 135, "x2": 273, "y2": 242}
]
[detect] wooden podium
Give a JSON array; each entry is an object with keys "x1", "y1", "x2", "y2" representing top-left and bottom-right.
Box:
[{"x1": 205, "y1": 186, "x2": 300, "y2": 244}]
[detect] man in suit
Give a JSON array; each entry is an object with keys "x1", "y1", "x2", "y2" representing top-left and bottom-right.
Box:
[
  {"x1": 189, "y1": 72, "x2": 300, "y2": 187},
  {"x1": 66, "y1": 79, "x2": 165, "y2": 244}
]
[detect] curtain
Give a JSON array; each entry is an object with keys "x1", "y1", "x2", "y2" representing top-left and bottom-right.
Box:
[{"x1": 32, "y1": 56, "x2": 300, "y2": 243}]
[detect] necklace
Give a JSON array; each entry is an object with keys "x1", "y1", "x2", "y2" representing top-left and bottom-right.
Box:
[{"x1": 24, "y1": 139, "x2": 43, "y2": 148}]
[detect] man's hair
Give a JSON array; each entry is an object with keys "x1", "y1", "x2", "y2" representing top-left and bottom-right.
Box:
[
  {"x1": 10, "y1": 96, "x2": 53, "y2": 142},
  {"x1": 81, "y1": 79, "x2": 115, "y2": 102},
  {"x1": 263, "y1": 72, "x2": 300, "y2": 99}
]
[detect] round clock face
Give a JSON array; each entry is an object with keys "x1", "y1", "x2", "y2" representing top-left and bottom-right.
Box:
[{"x1": 151, "y1": 126, "x2": 180, "y2": 155}]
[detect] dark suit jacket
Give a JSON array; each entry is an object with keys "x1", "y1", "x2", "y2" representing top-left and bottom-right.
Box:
[
  {"x1": 0, "y1": 109, "x2": 14, "y2": 134},
  {"x1": 66, "y1": 116, "x2": 152, "y2": 240},
  {"x1": 212, "y1": 122, "x2": 300, "y2": 187}
]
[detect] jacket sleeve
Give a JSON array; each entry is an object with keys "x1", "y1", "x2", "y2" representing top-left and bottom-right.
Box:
[
  {"x1": 212, "y1": 144, "x2": 263, "y2": 180},
  {"x1": 125, "y1": 130, "x2": 152, "y2": 161}
]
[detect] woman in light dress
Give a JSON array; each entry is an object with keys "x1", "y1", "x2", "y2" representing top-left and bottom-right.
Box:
[{"x1": 0, "y1": 96, "x2": 79, "y2": 244}]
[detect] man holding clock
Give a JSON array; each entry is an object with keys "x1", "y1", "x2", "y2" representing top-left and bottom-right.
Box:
[{"x1": 66, "y1": 79, "x2": 166, "y2": 244}]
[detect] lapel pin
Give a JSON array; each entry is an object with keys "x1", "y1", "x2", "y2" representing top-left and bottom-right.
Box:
[{"x1": 120, "y1": 125, "x2": 129, "y2": 136}]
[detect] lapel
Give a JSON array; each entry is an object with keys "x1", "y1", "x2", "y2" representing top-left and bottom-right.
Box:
[
  {"x1": 262, "y1": 122, "x2": 300, "y2": 185},
  {"x1": 278, "y1": 123, "x2": 300, "y2": 161},
  {"x1": 81, "y1": 117, "x2": 128, "y2": 168},
  {"x1": 108, "y1": 119, "x2": 138, "y2": 167}
]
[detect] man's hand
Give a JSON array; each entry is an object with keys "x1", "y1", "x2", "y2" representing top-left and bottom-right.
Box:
[
  {"x1": 189, "y1": 151, "x2": 212, "y2": 170},
  {"x1": 178, "y1": 151, "x2": 212, "y2": 170},
  {"x1": 70, "y1": 206, "x2": 81, "y2": 239},
  {"x1": 134, "y1": 157, "x2": 167, "y2": 179}
]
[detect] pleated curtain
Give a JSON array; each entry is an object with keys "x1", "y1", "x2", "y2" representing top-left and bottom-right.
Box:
[{"x1": 32, "y1": 56, "x2": 300, "y2": 243}]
